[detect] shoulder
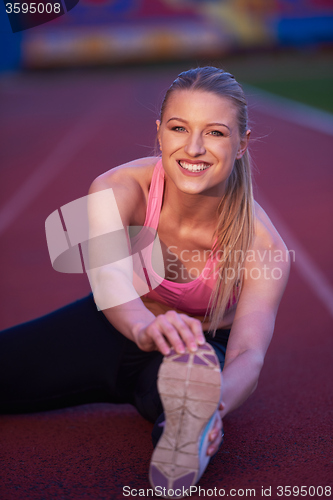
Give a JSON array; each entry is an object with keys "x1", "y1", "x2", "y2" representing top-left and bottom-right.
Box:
[
  {"x1": 241, "y1": 200, "x2": 291, "y2": 304},
  {"x1": 89, "y1": 156, "x2": 159, "y2": 193},
  {"x1": 88, "y1": 156, "x2": 159, "y2": 226},
  {"x1": 252, "y1": 200, "x2": 289, "y2": 258}
]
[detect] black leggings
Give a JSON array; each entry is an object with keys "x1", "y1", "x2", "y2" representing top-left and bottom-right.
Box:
[{"x1": 0, "y1": 295, "x2": 230, "y2": 427}]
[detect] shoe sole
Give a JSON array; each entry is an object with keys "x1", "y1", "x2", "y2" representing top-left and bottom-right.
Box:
[{"x1": 149, "y1": 343, "x2": 221, "y2": 497}]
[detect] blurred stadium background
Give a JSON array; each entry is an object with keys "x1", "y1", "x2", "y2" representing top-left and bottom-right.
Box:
[
  {"x1": 1, "y1": 0, "x2": 333, "y2": 108},
  {"x1": 1, "y1": 1, "x2": 332, "y2": 499}
]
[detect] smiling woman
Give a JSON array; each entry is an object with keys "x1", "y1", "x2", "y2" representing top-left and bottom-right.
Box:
[
  {"x1": 0, "y1": 67, "x2": 290, "y2": 498},
  {"x1": 155, "y1": 69, "x2": 253, "y2": 333}
]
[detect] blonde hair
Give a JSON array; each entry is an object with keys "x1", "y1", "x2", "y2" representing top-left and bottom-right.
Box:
[{"x1": 160, "y1": 67, "x2": 254, "y2": 334}]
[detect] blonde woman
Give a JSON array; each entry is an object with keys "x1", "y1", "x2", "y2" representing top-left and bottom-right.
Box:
[{"x1": 0, "y1": 67, "x2": 289, "y2": 496}]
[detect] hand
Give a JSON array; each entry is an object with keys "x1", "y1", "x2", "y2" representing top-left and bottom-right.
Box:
[
  {"x1": 207, "y1": 401, "x2": 225, "y2": 456},
  {"x1": 134, "y1": 310, "x2": 205, "y2": 355}
]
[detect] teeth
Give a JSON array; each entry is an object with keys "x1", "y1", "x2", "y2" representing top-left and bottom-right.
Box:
[{"x1": 179, "y1": 161, "x2": 210, "y2": 172}]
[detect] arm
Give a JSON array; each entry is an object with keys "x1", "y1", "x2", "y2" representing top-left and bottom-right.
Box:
[
  {"x1": 208, "y1": 211, "x2": 290, "y2": 454},
  {"x1": 86, "y1": 161, "x2": 205, "y2": 354},
  {"x1": 220, "y1": 209, "x2": 290, "y2": 417}
]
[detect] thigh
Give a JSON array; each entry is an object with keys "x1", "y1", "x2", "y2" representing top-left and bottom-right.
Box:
[
  {"x1": 116, "y1": 339, "x2": 164, "y2": 423},
  {"x1": 0, "y1": 295, "x2": 127, "y2": 413}
]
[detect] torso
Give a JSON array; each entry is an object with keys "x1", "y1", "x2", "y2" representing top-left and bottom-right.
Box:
[{"x1": 98, "y1": 156, "x2": 279, "y2": 331}]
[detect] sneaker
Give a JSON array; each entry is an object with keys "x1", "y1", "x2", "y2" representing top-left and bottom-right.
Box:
[{"x1": 149, "y1": 343, "x2": 222, "y2": 498}]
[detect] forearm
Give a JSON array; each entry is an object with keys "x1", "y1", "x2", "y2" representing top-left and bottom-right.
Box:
[
  {"x1": 88, "y1": 266, "x2": 156, "y2": 344},
  {"x1": 101, "y1": 297, "x2": 156, "y2": 343},
  {"x1": 220, "y1": 349, "x2": 264, "y2": 418}
]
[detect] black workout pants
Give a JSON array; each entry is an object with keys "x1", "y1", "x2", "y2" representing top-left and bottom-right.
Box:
[{"x1": 0, "y1": 294, "x2": 230, "y2": 429}]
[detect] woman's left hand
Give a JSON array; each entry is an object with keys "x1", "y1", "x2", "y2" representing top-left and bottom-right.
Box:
[{"x1": 207, "y1": 401, "x2": 225, "y2": 456}]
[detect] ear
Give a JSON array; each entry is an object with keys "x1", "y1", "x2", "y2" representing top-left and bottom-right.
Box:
[
  {"x1": 156, "y1": 120, "x2": 162, "y2": 151},
  {"x1": 236, "y1": 129, "x2": 251, "y2": 159}
]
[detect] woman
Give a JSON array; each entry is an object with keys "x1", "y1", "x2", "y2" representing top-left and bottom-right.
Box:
[{"x1": 0, "y1": 67, "x2": 290, "y2": 496}]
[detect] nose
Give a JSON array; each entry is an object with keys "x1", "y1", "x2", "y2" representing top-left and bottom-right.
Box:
[{"x1": 184, "y1": 133, "x2": 206, "y2": 157}]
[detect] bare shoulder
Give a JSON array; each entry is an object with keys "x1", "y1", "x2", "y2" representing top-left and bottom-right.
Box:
[
  {"x1": 89, "y1": 156, "x2": 159, "y2": 226},
  {"x1": 253, "y1": 200, "x2": 288, "y2": 255},
  {"x1": 90, "y1": 156, "x2": 158, "y2": 191},
  {"x1": 242, "y1": 200, "x2": 291, "y2": 295}
]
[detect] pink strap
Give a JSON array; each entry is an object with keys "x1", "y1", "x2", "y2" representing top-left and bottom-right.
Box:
[{"x1": 143, "y1": 159, "x2": 164, "y2": 230}]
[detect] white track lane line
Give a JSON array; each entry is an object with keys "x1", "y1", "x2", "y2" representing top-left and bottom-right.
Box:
[
  {"x1": 247, "y1": 88, "x2": 333, "y2": 318},
  {"x1": 258, "y1": 194, "x2": 333, "y2": 319},
  {"x1": 245, "y1": 84, "x2": 333, "y2": 136},
  {"x1": 0, "y1": 102, "x2": 106, "y2": 236}
]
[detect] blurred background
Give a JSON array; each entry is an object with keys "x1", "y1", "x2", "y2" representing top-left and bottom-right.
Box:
[
  {"x1": 0, "y1": 2, "x2": 332, "y2": 499},
  {"x1": 1, "y1": 0, "x2": 333, "y2": 108}
]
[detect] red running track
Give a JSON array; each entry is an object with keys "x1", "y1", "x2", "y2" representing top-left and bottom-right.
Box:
[{"x1": 0, "y1": 67, "x2": 332, "y2": 500}]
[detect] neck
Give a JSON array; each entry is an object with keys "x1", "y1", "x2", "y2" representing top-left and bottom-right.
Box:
[{"x1": 162, "y1": 176, "x2": 224, "y2": 229}]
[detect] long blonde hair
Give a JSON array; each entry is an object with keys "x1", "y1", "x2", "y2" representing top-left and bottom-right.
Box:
[{"x1": 160, "y1": 67, "x2": 254, "y2": 334}]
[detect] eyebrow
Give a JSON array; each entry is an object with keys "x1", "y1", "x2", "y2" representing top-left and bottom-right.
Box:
[{"x1": 166, "y1": 117, "x2": 231, "y2": 132}]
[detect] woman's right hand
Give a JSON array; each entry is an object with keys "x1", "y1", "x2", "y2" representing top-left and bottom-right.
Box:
[{"x1": 133, "y1": 310, "x2": 206, "y2": 355}]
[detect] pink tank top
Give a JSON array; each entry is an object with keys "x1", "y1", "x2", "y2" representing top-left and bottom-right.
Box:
[{"x1": 131, "y1": 159, "x2": 220, "y2": 316}]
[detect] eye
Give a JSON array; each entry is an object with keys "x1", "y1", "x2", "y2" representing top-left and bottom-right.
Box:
[
  {"x1": 171, "y1": 126, "x2": 186, "y2": 132},
  {"x1": 209, "y1": 130, "x2": 224, "y2": 137}
]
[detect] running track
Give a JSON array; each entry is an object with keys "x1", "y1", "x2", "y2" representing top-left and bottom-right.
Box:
[{"x1": 0, "y1": 67, "x2": 332, "y2": 499}]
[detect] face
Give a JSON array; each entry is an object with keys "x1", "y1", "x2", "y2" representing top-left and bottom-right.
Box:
[{"x1": 157, "y1": 89, "x2": 250, "y2": 197}]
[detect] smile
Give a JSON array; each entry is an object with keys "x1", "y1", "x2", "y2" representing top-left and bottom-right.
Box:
[{"x1": 178, "y1": 160, "x2": 211, "y2": 172}]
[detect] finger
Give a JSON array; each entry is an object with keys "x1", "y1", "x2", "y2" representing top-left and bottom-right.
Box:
[
  {"x1": 135, "y1": 328, "x2": 157, "y2": 353},
  {"x1": 147, "y1": 325, "x2": 173, "y2": 356},
  {"x1": 209, "y1": 413, "x2": 222, "y2": 442},
  {"x1": 207, "y1": 431, "x2": 223, "y2": 456},
  {"x1": 156, "y1": 316, "x2": 188, "y2": 354},
  {"x1": 180, "y1": 315, "x2": 205, "y2": 345},
  {"x1": 208, "y1": 414, "x2": 223, "y2": 456},
  {"x1": 162, "y1": 312, "x2": 198, "y2": 352}
]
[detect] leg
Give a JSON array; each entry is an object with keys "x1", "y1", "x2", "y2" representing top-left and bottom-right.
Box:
[
  {"x1": 0, "y1": 295, "x2": 131, "y2": 413},
  {"x1": 117, "y1": 338, "x2": 164, "y2": 422}
]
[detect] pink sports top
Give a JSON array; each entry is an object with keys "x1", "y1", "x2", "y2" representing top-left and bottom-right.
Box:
[{"x1": 131, "y1": 159, "x2": 222, "y2": 317}]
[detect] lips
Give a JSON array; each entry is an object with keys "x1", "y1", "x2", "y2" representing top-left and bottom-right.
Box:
[{"x1": 177, "y1": 160, "x2": 212, "y2": 173}]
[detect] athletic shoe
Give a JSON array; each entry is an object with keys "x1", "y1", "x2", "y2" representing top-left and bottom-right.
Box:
[{"x1": 149, "y1": 343, "x2": 222, "y2": 498}]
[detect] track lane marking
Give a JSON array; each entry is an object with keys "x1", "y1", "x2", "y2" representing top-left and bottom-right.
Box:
[
  {"x1": 245, "y1": 85, "x2": 333, "y2": 136},
  {"x1": 258, "y1": 194, "x2": 333, "y2": 319},
  {"x1": 247, "y1": 88, "x2": 333, "y2": 317},
  {"x1": 0, "y1": 103, "x2": 107, "y2": 236}
]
